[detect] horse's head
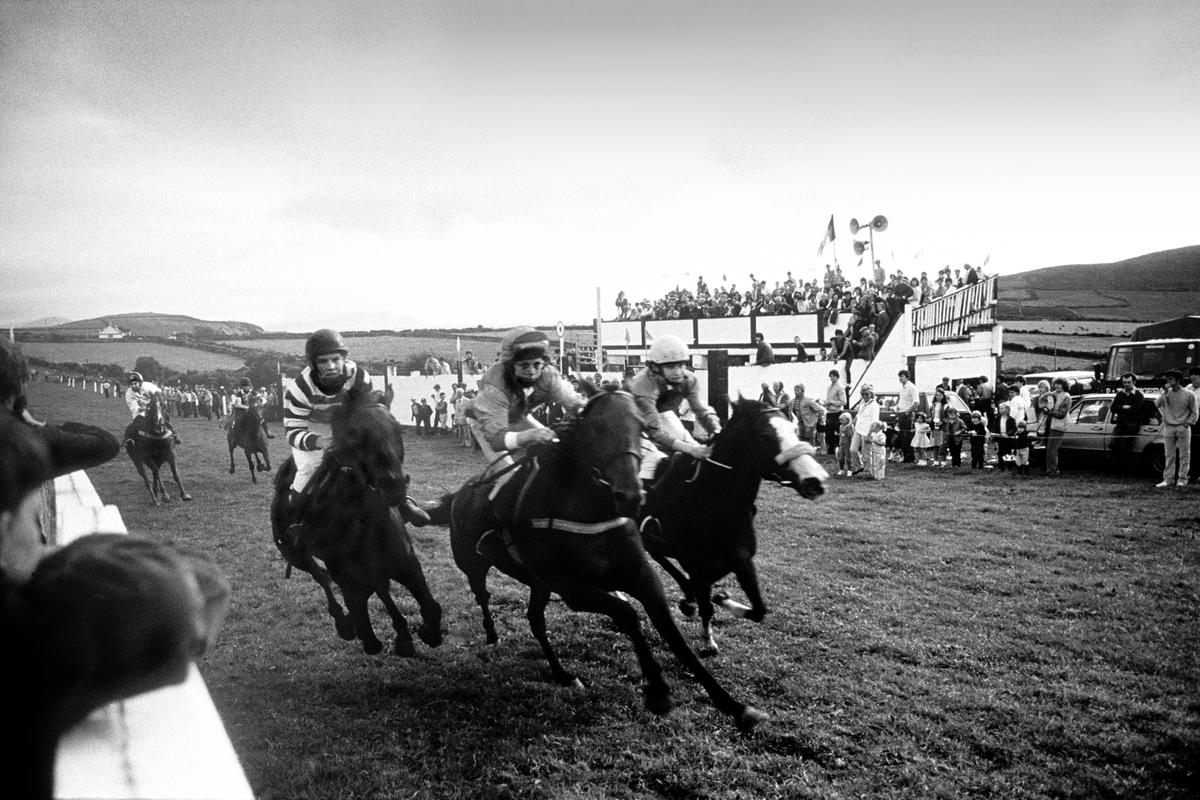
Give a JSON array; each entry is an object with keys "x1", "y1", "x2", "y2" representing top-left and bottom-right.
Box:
[
  {"x1": 145, "y1": 393, "x2": 169, "y2": 436},
  {"x1": 559, "y1": 388, "x2": 644, "y2": 518},
  {"x1": 721, "y1": 398, "x2": 827, "y2": 499},
  {"x1": 330, "y1": 382, "x2": 410, "y2": 505}
]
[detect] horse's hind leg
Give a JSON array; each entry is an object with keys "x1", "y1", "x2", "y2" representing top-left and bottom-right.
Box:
[
  {"x1": 527, "y1": 584, "x2": 581, "y2": 689},
  {"x1": 629, "y1": 568, "x2": 766, "y2": 732},
  {"x1": 650, "y1": 552, "x2": 698, "y2": 617},
  {"x1": 466, "y1": 565, "x2": 499, "y2": 645},
  {"x1": 374, "y1": 588, "x2": 415, "y2": 657},
  {"x1": 560, "y1": 585, "x2": 672, "y2": 716},
  {"x1": 228, "y1": 443, "x2": 237, "y2": 475}
]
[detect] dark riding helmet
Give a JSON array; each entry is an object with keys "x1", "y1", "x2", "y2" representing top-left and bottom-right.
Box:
[
  {"x1": 127, "y1": 371, "x2": 144, "y2": 384},
  {"x1": 305, "y1": 328, "x2": 349, "y2": 368},
  {"x1": 239, "y1": 377, "x2": 253, "y2": 390},
  {"x1": 501, "y1": 326, "x2": 550, "y2": 363}
]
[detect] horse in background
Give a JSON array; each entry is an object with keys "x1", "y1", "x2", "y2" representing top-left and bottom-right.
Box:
[
  {"x1": 427, "y1": 388, "x2": 766, "y2": 731},
  {"x1": 270, "y1": 382, "x2": 442, "y2": 657},
  {"x1": 124, "y1": 393, "x2": 192, "y2": 506},
  {"x1": 228, "y1": 394, "x2": 272, "y2": 482},
  {"x1": 640, "y1": 397, "x2": 827, "y2": 653}
]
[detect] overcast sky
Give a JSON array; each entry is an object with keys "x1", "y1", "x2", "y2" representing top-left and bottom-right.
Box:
[{"x1": 2, "y1": 1, "x2": 1198, "y2": 332}]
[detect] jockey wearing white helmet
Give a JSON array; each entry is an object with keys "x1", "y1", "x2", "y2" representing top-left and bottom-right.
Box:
[
  {"x1": 466, "y1": 326, "x2": 586, "y2": 475},
  {"x1": 282, "y1": 328, "x2": 428, "y2": 533},
  {"x1": 627, "y1": 334, "x2": 722, "y2": 482},
  {"x1": 123, "y1": 370, "x2": 181, "y2": 444}
]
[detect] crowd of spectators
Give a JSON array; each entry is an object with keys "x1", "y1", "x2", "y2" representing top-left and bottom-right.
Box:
[{"x1": 613, "y1": 262, "x2": 987, "y2": 322}]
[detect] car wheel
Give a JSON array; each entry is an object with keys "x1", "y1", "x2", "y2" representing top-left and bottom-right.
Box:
[{"x1": 1142, "y1": 444, "x2": 1166, "y2": 477}]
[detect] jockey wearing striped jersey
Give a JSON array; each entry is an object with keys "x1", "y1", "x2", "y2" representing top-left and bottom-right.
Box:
[
  {"x1": 283, "y1": 329, "x2": 428, "y2": 532},
  {"x1": 465, "y1": 326, "x2": 586, "y2": 475},
  {"x1": 628, "y1": 334, "x2": 721, "y2": 482}
]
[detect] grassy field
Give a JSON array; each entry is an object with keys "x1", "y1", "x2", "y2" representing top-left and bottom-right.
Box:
[
  {"x1": 27, "y1": 382, "x2": 1200, "y2": 800},
  {"x1": 15, "y1": 340, "x2": 247, "y2": 373}
]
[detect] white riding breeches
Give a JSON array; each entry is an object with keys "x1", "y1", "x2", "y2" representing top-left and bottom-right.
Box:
[
  {"x1": 468, "y1": 415, "x2": 546, "y2": 496},
  {"x1": 639, "y1": 410, "x2": 697, "y2": 480},
  {"x1": 290, "y1": 447, "x2": 324, "y2": 494}
]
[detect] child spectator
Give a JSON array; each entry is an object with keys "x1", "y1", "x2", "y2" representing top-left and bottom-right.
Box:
[
  {"x1": 967, "y1": 410, "x2": 988, "y2": 469},
  {"x1": 945, "y1": 407, "x2": 966, "y2": 467},
  {"x1": 911, "y1": 411, "x2": 934, "y2": 465},
  {"x1": 867, "y1": 420, "x2": 888, "y2": 480},
  {"x1": 1013, "y1": 420, "x2": 1033, "y2": 475},
  {"x1": 929, "y1": 388, "x2": 949, "y2": 466},
  {"x1": 836, "y1": 412, "x2": 854, "y2": 476}
]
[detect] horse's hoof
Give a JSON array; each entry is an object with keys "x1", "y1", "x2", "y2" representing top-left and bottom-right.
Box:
[
  {"x1": 181, "y1": 494, "x2": 193, "y2": 501},
  {"x1": 563, "y1": 677, "x2": 585, "y2": 692},
  {"x1": 393, "y1": 637, "x2": 416, "y2": 658},
  {"x1": 417, "y1": 625, "x2": 442, "y2": 648},
  {"x1": 644, "y1": 686, "x2": 673, "y2": 716},
  {"x1": 335, "y1": 618, "x2": 356, "y2": 640},
  {"x1": 700, "y1": 640, "x2": 719, "y2": 657},
  {"x1": 229, "y1": 467, "x2": 235, "y2": 474},
  {"x1": 736, "y1": 705, "x2": 768, "y2": 733},
  {"x1": 363, "y1": 638, "x2": 384, "y2": 656},
  {"x1": 678, "y1": 599, "x2": 697, "y2": 617}
]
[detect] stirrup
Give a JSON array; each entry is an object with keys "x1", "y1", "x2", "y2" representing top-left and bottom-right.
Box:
[{"x1": 475, "y1": 529, "x2": 508, "y2": 561}]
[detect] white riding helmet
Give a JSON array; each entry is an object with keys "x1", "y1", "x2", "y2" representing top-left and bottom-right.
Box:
[{"x1": 647, "y1": 334, "x2": 690, "y2": 366}]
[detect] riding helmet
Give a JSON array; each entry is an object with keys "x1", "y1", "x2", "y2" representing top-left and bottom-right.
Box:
[
  {"x1": 239, "y1": 377, "x2": 253, "y2": 390},
  {"x1": 127, "y1": 371, "x2": 144, "y2": 383},
  {"x1": 501, "y1": 327, "x2": 550, "y2": 362},
  {"x1": 646, "y1": 334, "x2": 690, "y2": 366},
  {"x1": 305, "y1": 329, "x2": 349, "y2": 367}
]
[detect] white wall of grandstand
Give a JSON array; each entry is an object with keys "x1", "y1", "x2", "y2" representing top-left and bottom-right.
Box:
[{"x1": 380, "y1": 278, "x2": 1002, "y2": 413}]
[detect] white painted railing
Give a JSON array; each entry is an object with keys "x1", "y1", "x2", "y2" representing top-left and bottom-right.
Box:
[{"x1": 51, "y1": 471, "x2": 254, "y2": 800}]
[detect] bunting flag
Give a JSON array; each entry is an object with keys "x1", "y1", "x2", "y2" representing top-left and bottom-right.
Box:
[
  {"x1": 816, "y1": 214, "x2": 836, "y2": 256},
  {"x1": 983, "y1": 254, "x2": 991, "y2": 266}
]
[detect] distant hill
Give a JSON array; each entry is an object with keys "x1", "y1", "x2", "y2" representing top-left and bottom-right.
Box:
[
  {"x1": 12, "y1": 315, "x2": 72, "y2": 328},
  {"x1": 998, "y1": 245, "x2": 1200, "y2": 321},
  {"x1": 45, "y1": 312, "x2": 264, "y2": 338}
]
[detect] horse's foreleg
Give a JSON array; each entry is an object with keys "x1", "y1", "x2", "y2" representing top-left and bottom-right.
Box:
[
  {"x1": 629, "y1": 567, "x2": 766, "y2": 732},
  {"x1": 690, "y1": 577, "x2": 720, "y2": 654},
  {"x1": 244, "y1": 451, "x2": 257, "y2": 483},
  {"x1": 132, "y1": 457, "x2": 159, "y2": 505},
  {"x1": 228, "y1": 443, "x2": 237, "y2": 475},
  {"x1": 152, "y1": 465, "x2": 170, "y2": 503},
  {"x1": 560, "y1": 585, "x2": 671, "y2": 716},
  {"x1": 341, "y1": 586, "x2": 383, "y2": 655},
  {"x1": 526, "y1": 584, "x2": 581, "y2": 689},
  {"x1": 167, "y1": 456, "x2": 192, "y2": 501},
  {"x1": 374, "y1": 587, "x2": 415, "y2": 657},
  {"x1": 466, "y1": 565, "x2": 499, "y2": 645},
  {"x1": 293, "y1": 554, "x2": 355, "y2": 640},
  {"x1": 392, "y1": 553, "x2": 443, "y2": 649}
]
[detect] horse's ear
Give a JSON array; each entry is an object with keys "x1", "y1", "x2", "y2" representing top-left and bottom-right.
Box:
[{"x1": 577, "y1": 380, "x2": 599, "y2": 399}]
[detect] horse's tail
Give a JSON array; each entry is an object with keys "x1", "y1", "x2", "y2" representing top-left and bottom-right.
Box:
[{"x1": 424, "y1": 492, "x2": 456, "y2": 526}]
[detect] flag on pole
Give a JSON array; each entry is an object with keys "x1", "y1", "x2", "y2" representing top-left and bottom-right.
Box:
[
  {"x1": 816, "y1": 214, "x2": 836, "y2": 256},
  {"x1": 983, "y1": 254, "x2": 991, "y2": 266},
  {"x1": 456, "y1": 336, "x2": 461, "y2": 352}
]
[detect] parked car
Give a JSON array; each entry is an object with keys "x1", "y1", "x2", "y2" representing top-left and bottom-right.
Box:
[{"x1": 1030, "y1": 391, "x2": 1164, "y2": 475}]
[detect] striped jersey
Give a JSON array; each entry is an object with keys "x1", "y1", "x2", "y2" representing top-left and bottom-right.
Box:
[{"x1": 283, "y1": 361, "x2": 370, "y2": 451}]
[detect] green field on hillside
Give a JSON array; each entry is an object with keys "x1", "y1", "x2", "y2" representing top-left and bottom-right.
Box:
[{"x1": 16, "y1": 340, "x2": 247, "y2": 372}]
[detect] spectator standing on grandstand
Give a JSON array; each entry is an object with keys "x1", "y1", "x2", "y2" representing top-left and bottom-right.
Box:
[
  {"x1": 857, "y1": 324, "x2": 878, "y2": 362},
  {"x1": 753, "y1": 333, "x2": 774, "y2": 366},
  {"x1": 792, "y1": 335, "x2": 810, "y2": 363},
  {"x1": 824, "y1": 370, "x2": 847, "y2": 455}
]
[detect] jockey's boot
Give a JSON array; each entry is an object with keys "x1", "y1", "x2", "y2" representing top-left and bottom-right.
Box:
[
  {"x1": 400, "y1": 496, "x2": 431, "y2": 527},
  {"x1": 284, "y1": 489, "x2": 311, "y2": 549}
]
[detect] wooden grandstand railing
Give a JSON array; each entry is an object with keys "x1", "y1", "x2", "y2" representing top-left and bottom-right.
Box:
[{"x1": 910, "y1": 276, "x2": 998, "y2": 347}]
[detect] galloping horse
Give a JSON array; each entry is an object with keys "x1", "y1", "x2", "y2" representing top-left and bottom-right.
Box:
[
  {"x1": 428, "y1": 388, "x2": 766, "y2": 731},
  {"x1": 270, "y1": 382, "x2": 442, "y2": 657},
  {"x1": 125, "y1": 393, "x2": 192, "y2": 506},
  {"x1": 640, "y1": 397, "x2": 828, "y2": 653},
  {"x1": 228, "y1": 394, "x2": 271, "y2": 482}
]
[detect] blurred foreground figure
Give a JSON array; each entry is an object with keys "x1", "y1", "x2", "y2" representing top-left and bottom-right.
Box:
[{"x1": 0, "y1": 413, "x2": 231, "y2": 800}]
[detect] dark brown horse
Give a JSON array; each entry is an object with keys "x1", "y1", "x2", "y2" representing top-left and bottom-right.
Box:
[
  {"x1": 228, "y1": 394, "x2": 271, "y2": 481},
  {"x1": 124, "y1": 393, "x2": 192, "y2": 506},
  {"x1": 270, "y1": 382, "x2": 442, "y2": 656},
  {"x1": 640, "y1": 397, "x2": 827, "y2": 653},
  {"x1": 427, "y1": 388, "x2": 766, "y2": 731}
]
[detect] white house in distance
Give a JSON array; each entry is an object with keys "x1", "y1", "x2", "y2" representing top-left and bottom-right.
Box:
[{"x1": 97, "y1": 324, "x2": 126, "y2": 340}]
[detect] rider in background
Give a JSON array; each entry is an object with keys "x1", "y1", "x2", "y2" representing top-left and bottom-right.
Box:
[
  {"x1": 224, "y1": 377, "x2": 275, "y2": 438},
  {"x1": 124, "y1": 371, "x2": 180, "y2": 444},
  {"x1": 465, "y1": 326, "x2": 586, "y2": 477},
  {"x1": 627, "y1": 334, "x2": 722, "y2": 527},
  {"x1": 283, "y1": 329, "x2": 428, "y2": 535}
]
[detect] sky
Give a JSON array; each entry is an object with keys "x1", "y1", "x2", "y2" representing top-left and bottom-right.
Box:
[{"x1": 2, "y1": 1, "x2": 1198, "y2": 332}]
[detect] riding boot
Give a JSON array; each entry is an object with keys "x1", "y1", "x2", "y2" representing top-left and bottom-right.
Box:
[{"x1": 284, "y1": 489, "x2": 312, "y2": 549}]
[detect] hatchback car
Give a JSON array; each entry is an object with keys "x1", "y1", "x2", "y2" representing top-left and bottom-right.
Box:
[{"x1": 1031, "y1": 391, "x2": 1165, "y2": 474}]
